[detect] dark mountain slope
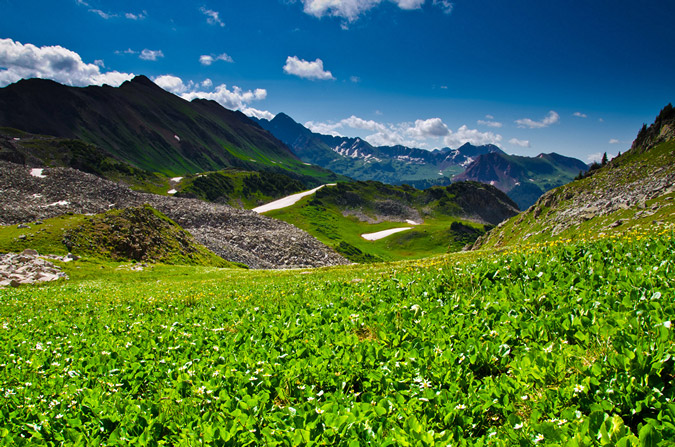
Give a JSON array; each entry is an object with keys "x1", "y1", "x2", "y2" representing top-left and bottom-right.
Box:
[
  {"x1": 454, "y1": 151, "x2": 588, "y2": 209},
  {"x1": 0, "y1": 77, "x2": 340, "y2": 183}
]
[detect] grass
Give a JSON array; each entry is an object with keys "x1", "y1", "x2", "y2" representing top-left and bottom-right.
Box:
[
  {"x1": 1, "y1": 226, "x2": 673, "y2": 445},
  {"x1": 265, "y1": 195, "x2": 487, "y2": 262}
]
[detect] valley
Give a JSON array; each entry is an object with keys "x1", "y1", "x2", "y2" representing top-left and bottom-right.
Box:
[{"x1": 1, "y1": 73, "x2": 674, "y2": 445}]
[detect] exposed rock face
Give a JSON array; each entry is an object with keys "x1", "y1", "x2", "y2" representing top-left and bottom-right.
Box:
[
  {"x1": 0, "y1": 249, "x2": 68, "y2": 287},
  {"x1": 0, "y1": 161, "x2": 349, "y2": 269}
]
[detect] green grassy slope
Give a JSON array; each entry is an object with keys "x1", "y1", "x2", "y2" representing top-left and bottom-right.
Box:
[
  {"x1": 472, "y1": 105, "x2": 675, "y2": 251},
  {"x1": 0, "y1": 205, "x2": 236, "y2": 267},
  {"x1": 264, "y1": 181, "x2": 518, "y2": 262},
  {"x1": 1, "y1": 226, "x2": 673, "y2": 445}
]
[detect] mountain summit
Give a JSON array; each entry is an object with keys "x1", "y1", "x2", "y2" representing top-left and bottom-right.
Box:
[{"x1": 0, "y1": 76, "x2": 333, "y2": 183}]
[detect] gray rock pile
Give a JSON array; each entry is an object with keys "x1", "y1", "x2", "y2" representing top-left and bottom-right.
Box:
[
  {"x1": 0, "y1": 161, "x2": 349, "y2": 269},
  {"x1": 0, "y1": 249, "x2": 68, "y2": 287}
]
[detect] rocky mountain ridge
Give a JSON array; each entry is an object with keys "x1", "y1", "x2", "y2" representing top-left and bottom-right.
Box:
[
  {"x1": 256, "y1": 113, "x2": 587, "y2": 205},
  {"x1": 0, "y1": 161, "x2": 349, "y2": 269},
  {"x1": 471, "y1": 104, "x2": 675, "y2": 250}
]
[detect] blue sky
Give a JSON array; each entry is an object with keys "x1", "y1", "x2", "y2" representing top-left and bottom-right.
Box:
[{"x1": 1, "y1": 0, "x2": 673, "y2": 162}]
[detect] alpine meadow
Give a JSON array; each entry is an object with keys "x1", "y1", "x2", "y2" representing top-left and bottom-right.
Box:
[{"x1": 1, "y1": 0, "x2": 675, "y2": 446}]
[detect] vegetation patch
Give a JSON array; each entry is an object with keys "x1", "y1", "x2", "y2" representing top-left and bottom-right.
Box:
[{"x1": 0, "y1": 228, "x2": 673, "y2": 445}]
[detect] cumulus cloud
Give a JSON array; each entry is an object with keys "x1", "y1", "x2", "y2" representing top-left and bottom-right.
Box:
[
  {"x1": 515, "y1": 110, "x2": 560, "y2": 129},
  {"x1": 573, "y1": 112, "x2": 588, "y2": 118},
  {"x1": 299, "y1": 0, "x2": 425, "y2": 22},
  {"x1": 508, "y1": 138, "x2": 530, "y2": 148},
  {"x1": 154, "y1": 74, "x2": 273, "y2": 120},
  {"x1": 410, "y1": 118, "x2": 449, "y2": 137},
  {"x1": 0, "y1": 38, "x2": 134, "y2": 87},
  {"x1": 199, "y1": 53, "x2": 234, "y2": 66},
  {"x1": 283, "y1": 56, "x2": 335, "y2": 80},
  {"x1": 305, "y1": 115, "x2": 500, "y2": 149},
  {"x1": 608, "y1": 138, "x2": 620, "y2": 144},
  {"x1": 139, "y1": 49, "x2": 164, "y2": 61},
  {"x1": 444, "y1": 125, "x2": 502, "y2": 147},
  {"x1": 200, "y1": 6, "x2": 225, "y2": 27}
]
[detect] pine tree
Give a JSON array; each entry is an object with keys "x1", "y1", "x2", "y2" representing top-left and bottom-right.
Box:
[{"x1": 601, "y1": 152, "x2": 608, "y2": 166}]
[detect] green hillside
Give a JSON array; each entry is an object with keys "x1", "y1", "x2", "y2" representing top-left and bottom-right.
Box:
[
  {"x1": 0, "y1": 77, "x2": 343, "y2": 186},
  {"x1": 1, "y1": 224, "x2": 673, "y2": 445},
  {"x1": 264, "y1": 181, "x2": 518, "y2": 262},
  {"x1": 0, "y1": 205, "x2": 236, "y2": 267},
  {"x1": 472, "y1": 105, "x2": 675, "y2": 251}
]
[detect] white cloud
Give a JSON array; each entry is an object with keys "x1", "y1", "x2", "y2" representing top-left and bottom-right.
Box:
[
  {"x1": 76, "y1": 1, "x2": 147, "y2": 20},
  {"x1": 608, "y1": 138, "x2": 620, "y2": 144},
  {"x1": 139, "y1": 49, "x2": 164, "y2": 61},
  {"x1": 305, "y1": 115, "x2": 500, "y2": 149},
  {"x1": 200, "y1": 6, "x2": 225, "y2": 27},
  {"x1": 410, "y1": 118, "x2": 449, "y2": 137},
  {"x1": 508, "y1": 138, "x2": 530, "y2": 148},
  {"x1": 444, "y1": 125, "x2": 502, "y2": 147},
  {"x1": 0, "y1": 38, "x2": 134, "y2": 87},
  {"x1": 433, "y1": 0, "x2": 454, "y2": 14},
  {"x1": 283, "y1": 56, "x2": 335, "y2": 80},
  {"x1": 515, "y1": 110, "x2": 560, "y2": 129},
  {"x1": 304, "y1": 120, "x2": 344, "y2": 137},
  {"x1": 342, "y1": 115, "x2": 388, "y2": 132},
  {"x1": 154, "y1": 75, "x2": 189, "y2": 94},
  {"x1": 477, "y1": 119, "x2": 503, "y2": 128},
  {"x1": 199, "y1": 53, "x2": 234, "y2": 66},
  {"x1": 573, "y1": 112, "x2": 587, "y2": 118},
  {"x1": 90, "y1": 9, "x2": 114, "y2": 19},
  {"x1": 350, "y1": 75, "x2": 360, "y2": 83},
  {"x1": 125, "y1": 11, "x2": 148, "y2": 20},
  {"x1": 300, "y1": 0, "x2": 425, "y2": 22},
  {"x1": 393, "y1": 0, "x2": 425, "y2": 9},
  {"x1": 154, "y1": 74, "x2": 272, "y2": 120}
]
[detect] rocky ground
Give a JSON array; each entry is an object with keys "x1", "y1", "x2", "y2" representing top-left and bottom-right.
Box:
[
  {"x1": 0, "y1": 161, "x2": 350, "y2": 269},
  {"x1": 0, "y1": 249, "x2": 71, "y2": 287}
]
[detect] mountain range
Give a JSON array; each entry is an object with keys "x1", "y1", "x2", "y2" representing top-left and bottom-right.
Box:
[
  {"x1": 0, "y1": 76, "x2": 341, "y2": 187},
  {"x1": 256, "y1": 113, "x2": 588, "y2": 209}
]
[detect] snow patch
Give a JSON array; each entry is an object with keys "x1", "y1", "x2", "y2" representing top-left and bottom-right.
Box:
[
  {"x1": 253, "y1": 184, "x2": 337, "y2": 213},
  {"x1": 168, "y1": 189, "x2": 177, "y2": 195},
  {"x1": 406, "y1": 220, "x2": 422, "y2": 226},
  {"x1": 303, "y1": 162, "x2": 312, "y2": 166},
  {"x1": 45, "y1": 200, "x2": 69, "y2": 207},
  {"x1": 174, "y1": 135, "x2": 180, "y2": 142},
  {"x1": 30, "y1": 168, "x2": 46, "y2": 178},
  {"x1": 361, "y1": 227, "x2": 412, "y2": 241},
  {"x1": 170, "y1": 177, "x2": 183, "y2": 183}
]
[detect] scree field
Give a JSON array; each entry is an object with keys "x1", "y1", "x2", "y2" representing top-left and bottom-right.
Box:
[{"x1": 1, "y1": 227, "x2": 674, "y2": 446}]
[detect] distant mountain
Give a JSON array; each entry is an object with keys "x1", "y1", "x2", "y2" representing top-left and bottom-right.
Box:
[
  {"x1": 471, "y1": 104, "x2": 675, "y2": 250},
  {"x1": 256, "y1": 113, "x2": 587, "y2": 206},
  {"x1": 256, "y1": 113, "x2": 503, "y2": 188},
  {"x1": 454, "y1": 152, "x2": 588, "y2": 209},
  {"x1": 0, "y1": 76, "x2": 342, "y2": 186}
]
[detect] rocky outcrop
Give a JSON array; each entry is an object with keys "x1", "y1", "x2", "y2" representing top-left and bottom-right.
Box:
[
  {"x1": 0, "y1": 249, "x2": 68, "y2": 287},
  {"x1": 470, "y1": 104, "x2": 675, "y2": 250},
  {"x1": 0, "y1": 161, "x2": 349, "y2": 269}
]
